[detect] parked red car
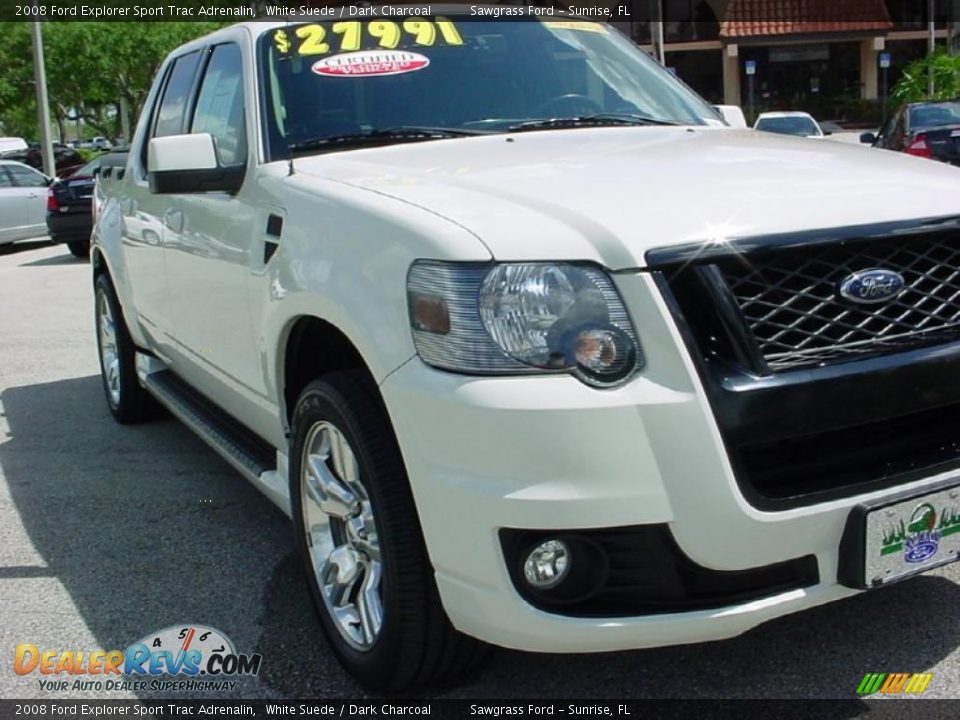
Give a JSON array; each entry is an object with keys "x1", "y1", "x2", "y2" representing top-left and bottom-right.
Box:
[
  {"x1": 0, "y1": 144, "x2": 86, "y2": 175},
  {"x1": 862, "y1": 100, "x2": 960, "y2": 166}
]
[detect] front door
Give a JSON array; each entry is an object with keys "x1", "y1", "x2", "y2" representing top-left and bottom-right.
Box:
[
  {"x1": 162, "y1": 43, "x2": 267, "y2": 409},
  {"x1": 0, "y1": 166, "x2": 27, "y2": 243},
  {"x1": 123, "y1": 48, "x2": 204, "y2": 352},
  {"x1": 4, "y1": 163, "x2": 49, "y2": 238}
]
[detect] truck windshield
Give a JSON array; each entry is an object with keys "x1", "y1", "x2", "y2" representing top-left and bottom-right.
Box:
[{"x1": 258, "y1": 17, "x2": 717, "y2": 158}]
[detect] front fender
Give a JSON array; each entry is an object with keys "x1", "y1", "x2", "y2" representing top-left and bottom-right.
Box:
[{"x1": 255, "y1": 174, "x2": 492, "y2": 415}]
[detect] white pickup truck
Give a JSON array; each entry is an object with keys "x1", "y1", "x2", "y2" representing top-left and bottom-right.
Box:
[{"x1": 92, "y1": 13, "x2": 960, "y2": 689}]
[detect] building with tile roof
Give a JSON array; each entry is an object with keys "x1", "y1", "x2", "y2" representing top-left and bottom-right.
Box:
[{"x1": 609, "y1": 0, "x2": 952, "y2": 124}]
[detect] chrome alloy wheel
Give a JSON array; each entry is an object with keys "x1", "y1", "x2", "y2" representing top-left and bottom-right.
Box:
[
  {"x1": 300, "y1": 421, "x2": 383, "y2": 651},
  {"x1": 97, "y1": 289, "x2": 121, "y2": 407}
]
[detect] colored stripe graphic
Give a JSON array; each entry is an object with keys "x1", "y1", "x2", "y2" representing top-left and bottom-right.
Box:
[
  {"x1": 858, "y1": 672, "x2": 933, "y2": 694},
  {"x1": 904, "y1": 673, "x2": 933, "y2": 694},
  {"x1": 857, "y1": 673, "x2": 886, "y2": 694},
  {"x1": 881, "y1": 673, "x2": 910, "y2": 693}
]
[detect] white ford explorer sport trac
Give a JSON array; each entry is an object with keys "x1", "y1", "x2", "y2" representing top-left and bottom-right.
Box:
[{"x1": 90, "y1": 12, "x2": 960, "y2": 689}]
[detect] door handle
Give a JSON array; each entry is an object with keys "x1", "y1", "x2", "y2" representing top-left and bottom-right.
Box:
[
  {"x1": 163, "y1": 208, "x2": 184, "y2": 234},
  {"x1": 27, "y1": 192, "x2": 39, "y2": 198}
]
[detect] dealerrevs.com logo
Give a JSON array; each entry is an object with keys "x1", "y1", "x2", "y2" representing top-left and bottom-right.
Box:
[{"x1": 14, "y1": 624, "x2": 262, "y2": 693}]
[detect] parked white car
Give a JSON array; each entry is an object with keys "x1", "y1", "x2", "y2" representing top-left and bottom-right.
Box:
[
  {"x1": 91, "y1": 16, "x2": 960, "y2": 690},
  {"x1": 74, "y1": 136, "x2": 112, "y2": 151},
  {"x1": 0, "y1": 136, "x2": 28, "y2": 153},
  {"x1": 0, "y1": 159, "x2": 51, "y2": 245},
  {"x1": 754, "y1": 110, "x2": 828, "y2": 138}
]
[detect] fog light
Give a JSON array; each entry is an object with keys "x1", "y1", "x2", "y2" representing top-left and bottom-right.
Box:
[{"x1": 523, "y1": 539, "x2": 570, "y2": 589}]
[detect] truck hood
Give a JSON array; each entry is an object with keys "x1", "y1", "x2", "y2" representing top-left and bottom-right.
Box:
[{"x1": 293, "y1": 127, "x2": 960, "y2": 269}]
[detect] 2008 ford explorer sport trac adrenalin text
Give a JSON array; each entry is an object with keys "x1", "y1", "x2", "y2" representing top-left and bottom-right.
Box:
[{"x1": 91, "y1": 14, "x2": 960, "y2": 689}]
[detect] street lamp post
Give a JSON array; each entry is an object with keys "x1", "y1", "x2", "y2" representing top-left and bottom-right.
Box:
[
  {"x1": 929, "y1": 0, "x2": 936, "y2": 96},
  {"x1": 953, "y1": 0, "x2": 960, "y2": 55},
  {"x1": 649, "y1": 0, "x2": 665, "y2": 65},
  {"x1": 29, "y1": 20, "x2": 55, "y2": 178},
  {"x1": 120, "y1": 97, "x2": 130, "y2": 146},
  {"x1": 879, "y1": 52, "x2": 890, "y2": 125}
]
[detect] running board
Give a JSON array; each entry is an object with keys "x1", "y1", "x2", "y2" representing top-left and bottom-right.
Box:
[{"x1": 139, "y1": 363, "x2": 292, "y2": 516}]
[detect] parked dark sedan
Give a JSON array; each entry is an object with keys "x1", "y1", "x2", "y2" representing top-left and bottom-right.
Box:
[
  {"x1": 0, "y1": 144, "x2": 86, "y2": 174},
  {"x1": 862, "y1": 100, "x2": 960, "y2": 165},
  {"x1": 46, "y1": 155, "x2": 102, "y2": 257}
]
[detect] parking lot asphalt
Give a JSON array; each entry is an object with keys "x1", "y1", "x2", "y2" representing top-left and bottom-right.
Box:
[{"x1": 2, "y1": 240, "x2": 960, "y2": 707}]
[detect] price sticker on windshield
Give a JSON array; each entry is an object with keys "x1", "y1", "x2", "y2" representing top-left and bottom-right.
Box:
[{"x1": 273, "y1": 20, "x2": 464, "y2": 57}]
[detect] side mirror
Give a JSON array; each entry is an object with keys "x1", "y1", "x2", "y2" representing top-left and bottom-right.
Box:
[
  {"x1": 823, "y1": 131, "x2": 833, "y2": 136},
  {"x1": 147, "y1": 133, "x2": 244, "y2": 194},
  {"x1": 859, "y1": 132, "x2": 877, "y2": 145}
]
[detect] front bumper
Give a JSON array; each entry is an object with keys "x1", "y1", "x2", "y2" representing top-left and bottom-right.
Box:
[{"x1": 379, "y1": 272, "x2": 958, "y2": 652}]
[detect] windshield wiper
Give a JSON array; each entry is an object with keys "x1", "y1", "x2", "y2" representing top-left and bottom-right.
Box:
[
  {"x1": 288, "y1": 126, "x2": 485, "y2": 156},
  {"x1": 507, "y1": 113, "x2": 680, "y2": 132}
]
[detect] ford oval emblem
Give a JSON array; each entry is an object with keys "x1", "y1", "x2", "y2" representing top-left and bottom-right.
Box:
[{"x1": 838, "y1": 268, "x2": 905, "y2": 305}]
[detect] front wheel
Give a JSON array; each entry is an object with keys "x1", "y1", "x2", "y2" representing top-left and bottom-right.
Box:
[{"x1": 290, "y1": 371, "x2": 488, "y2": 690}]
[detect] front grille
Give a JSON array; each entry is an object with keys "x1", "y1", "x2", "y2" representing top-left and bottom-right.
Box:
[
  {"x1": 738, "y1": 399, "x2": 960, "y2": 501},
  {"x1": 717, "y1": 234, "x2": 960, "y2": 371},
  {"x1": 654, "y1": 220, "x2": 960, "y2": 507}
]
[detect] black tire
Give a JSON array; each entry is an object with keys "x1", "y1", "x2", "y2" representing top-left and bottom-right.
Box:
[
  {"x1": 290, "y1": 371, "x2": 489, "y2": 690},
  {"x1": 94, "y1": 273, "x2": 158, "y2": 424},
  {"x1": 67, "y1": 239, "x2": 90, "y2": 258}
]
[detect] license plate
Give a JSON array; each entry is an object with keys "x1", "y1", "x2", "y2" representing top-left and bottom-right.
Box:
[{"x1": 860, "y1": 484, "x2": 960, "y2": 587}]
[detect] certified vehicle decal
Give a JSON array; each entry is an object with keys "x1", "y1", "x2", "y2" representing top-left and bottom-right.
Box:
[
  {"x1": 273, "y1": 20, "x2": 463, "y2": 56},
  {"x1": 311, "y1": 50, "x2": 430, "y2": 78}
]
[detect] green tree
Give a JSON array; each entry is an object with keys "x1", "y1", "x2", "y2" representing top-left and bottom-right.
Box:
[
  {"x1": 891, "y1": 50, "x2": 960, "y2": 105},
  {"x1": 0, "y1": 22, "x2": 229, "y2": 141},
  {"x1": 0, "y1": 22, "x2": 36, "y2": 138}
]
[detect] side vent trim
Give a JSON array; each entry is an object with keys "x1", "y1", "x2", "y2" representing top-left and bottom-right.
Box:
[
  {"x1": 264, "y1": 213, "x2": 283, "y2": 264},
  {"x1": 266, "y1": 213, "x2": 283, "y2": 238}
]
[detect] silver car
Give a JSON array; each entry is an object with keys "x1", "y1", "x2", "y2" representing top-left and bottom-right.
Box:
[{"x1": 0, "y1": 160, "x2": 51, "y2": 245}]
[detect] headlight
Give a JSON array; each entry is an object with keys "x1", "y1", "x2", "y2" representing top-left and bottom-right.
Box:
[{"x1": 407, "y1": 261, "x2": 642, "y2": 387}]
